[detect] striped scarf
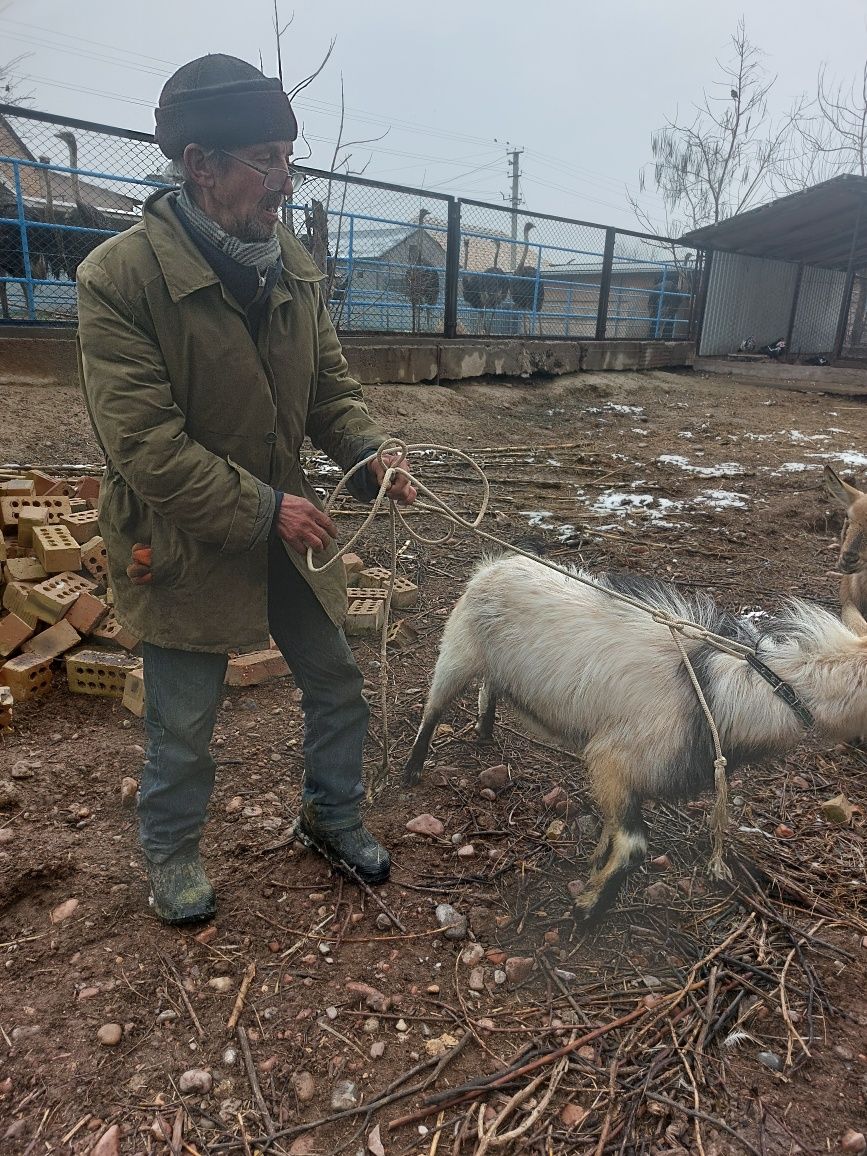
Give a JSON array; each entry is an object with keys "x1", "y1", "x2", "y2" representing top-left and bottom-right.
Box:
[{"x1": 175, "y1": 185, "x2": 282, "y2": 273}]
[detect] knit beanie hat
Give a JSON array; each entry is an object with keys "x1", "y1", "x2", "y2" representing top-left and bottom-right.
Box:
[{"x1": 154, "y1": 54, "x2": 298, "y2": 159}]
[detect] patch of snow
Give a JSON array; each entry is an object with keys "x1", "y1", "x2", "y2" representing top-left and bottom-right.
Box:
[
  {"x1": 806, "y1": 451, "x2": 867, "y2": 468},
  {"x1": 777, "y1": 462, "x2": 820, "y2": 473},
  {"x1": 591, "y1": 491, "x2": 683, "y2": 521},
  {"x1": 631, "y1": 428, "x2": 649, "y2": 436},
  {"x1": 657, "y1": 454, "x2": 745, "y2": 477},
  {"x1": 678, "y1": 431, "x2": 694, "y2": 439},
  {"x1": 604, "y1": 403, "x2": 644, "y2": 414},
  {"x1": 692, "y1": 489, "x2": 749, "y2": 509},
  {"x1": 742, "y1": 433, "x2": 774, "y2": 441},
  {"x1": 786, "y1": 430, "x2": 829, "y2": 443}
]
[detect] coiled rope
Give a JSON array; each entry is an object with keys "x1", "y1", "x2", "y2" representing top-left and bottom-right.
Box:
[{"x1": 307, "y1": 439, "x2": 749, "y2": 879}]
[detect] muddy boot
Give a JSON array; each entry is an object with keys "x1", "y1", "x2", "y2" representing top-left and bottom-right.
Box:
[
  {"x1": 293, "y1": 805, "x2": 390, "y2": 885},
  {"x1": 146, "y1": 849, "x2": 216, "y2": 925}
]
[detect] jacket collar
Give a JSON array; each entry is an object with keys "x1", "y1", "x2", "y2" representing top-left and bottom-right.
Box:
[{"x1": 142, "y1": 188, "x2": 326, "y2": 304}]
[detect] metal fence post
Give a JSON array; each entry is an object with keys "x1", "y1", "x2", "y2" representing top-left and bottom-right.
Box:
[
  {"x1": 12, "y1": 162, "x2": 37, "y2": 321},
  {"x1": 444, "y1": 198, "x2": 461, "y2": 338},
  {"x1": 595, "y1": 228, "x2": 616, "y2": 341},
  {"x1": 784, "y1": 263, "x2": 804, "y2": 356},
  {"x1": 834, "y1": 196, "x2": 866, "y2": 359}
]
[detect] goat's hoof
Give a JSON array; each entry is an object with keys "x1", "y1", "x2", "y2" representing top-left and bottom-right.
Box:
[
  {"x1": 474, "y1": 729, "x2": 493, "y2": 744},
  {"x1": 402, "y1": 763, "x2": 423, "y2": 788}
]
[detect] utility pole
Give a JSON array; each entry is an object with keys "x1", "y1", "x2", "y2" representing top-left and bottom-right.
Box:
[{"x1": 506, "y1": 147, "x2": 524, "y2": 271}]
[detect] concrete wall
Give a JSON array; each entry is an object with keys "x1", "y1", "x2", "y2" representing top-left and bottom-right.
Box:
[{"x1": 0, "y1": 326, "x2": 695, "y2": 388}]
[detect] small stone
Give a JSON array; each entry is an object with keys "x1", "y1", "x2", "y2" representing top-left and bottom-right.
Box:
[
  {"x1": 566, "y1": 879, "x2": 585, "y2": 899},
  {"x1": 375, "y1": 912, "x2": 392, "y2": 930},
  {"x1": 494, "y1": 969, "x2": 507, "y2": 985},
  {"x1": 478, "y1": 763, "x2": 510, "y2": 793},
  {"x1": 368, "y1": 1124, "x2": 386, "y2": 1156},
  {"x1": 395, "y1": 1019, "x2": 408, "y2": 1032},
  {"x1": 0, "y1": 781, "x2": 20, "y2": 810},
  {"x1": 450, "y1": 832, "x2": 464, "y2": 845},
  {"x1": 756, "y1": 1050, "x2": 783, "y2": 1072},
  {"x1": 545, "y1": 818, "x2": 565, "y2": 840},
  {"x1": 554, "y1": 968, "x2": 577, "y2": 982},
  {"x1": 120, "y1": 777, "x2": 138, "y2": 806},
  {"x1": 542, "y1": 785, "x2": 568, "y2": 809},
  {"x1": 461, "y1": 944, "x2": 485, "y2": 966},
  {"x1": 467, "y1": 967, "x2": 485, "y2": 992},
  {"x1": 641, "y1": 975, "x2": 662, "y2": 989},
  {"x1": 841, "y1": 1130, "x2": 866, "y2": 1154},
  {"x1": 479, "y1": 788, "x2": 497, "y2": 801},
  {"x1": 477, "y1": 1017, "x2": 495, "y2": 1033},
  {"x1": 224, "y1": 796, "x2": 244, "y2": 814},
  {"x1": 577, "y1": 1045, "x2": 596, "y2": 1061},
  {"x1": 560, "y1": 1102, "x2": 589, "y2": 1128},
  {"x1": 326, "y1": 1006, "x2": 338, "y2": 1020},
  {"x1": 91, "y1": 1124, "x2": 121, "y2": 1156},
  {"x1": 50, "y1": 897, "x2": 79, "y2": 923},
  {"x1": 833, "y1": 1044, "x2": 854, "y2": 1062},
  {"x1": 330, "y1": 1080, "x2": 359, "y2": 1110},
  {"x1": 485, "y1": 948, "x2": 506, "y2": 966},
  {"x1": 645, "y1": 881, "x2": 676, "y2": 904},
  {"x1": 179, "y1": 1068, "x2": 213, "y2": 1094},
  {"x1": 195, "y1": 925, "x2": 218, "y2": 945},
  {"x1": 649, "y1": 854, "x2": 671, "y2": 871},
  {"x1": 78, "y1": 986, "x2": 100, "y2": 1001},
  {"x1": 369, "y1": 1040, "x2": 386, "y2": 1058},
  {"x1": 435, "y1": 903, "x2": 467, "y2": 940},
  {"x1": 97, "y1": 1023, "x2": 122, "y2": 1046},
  {"x1": 504, "y1": 956, "x2": 534, "y2": 985},
  {"x1": 362, "y1": 1017, "x2": 380, "y2": 1034},
  {"x1": 11, "y1": 1025, "x2": 41, "y2": 1041},
  {"x1": 208, "y1": 977, "x2": 233, "y2": 993},
  {"x1": 543, "y1": 929, "x2": 560, "y2": 946},
  {"x1": 222, "y1": 1047, "x2": 237, "y2": 1066},
  {"x1": 292, "y1": 1071, "x2": 316, "y2": 1102},
  {"x1": 347, "y1": 982, "x2": 391, "y2": 1013},
  {"x1": 577, "y1": 814, "x2": 598, "y2": 839},
  {"x1": 426, "y1": 984, "x2": 440, "y2": 994},
  {"x1": 775, "y1": 824, "x2": 795, "y2": 839},
  {"x1": 406, "y1": 814, "x2": 444, "y2": 838},
  {"x1": 457, "y1": 843, "x2": 475, "y2": 858}
]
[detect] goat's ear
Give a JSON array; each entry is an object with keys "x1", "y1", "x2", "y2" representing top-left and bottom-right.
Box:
[{"x1": 824, "y1": 465, "x2": 864, "y2": 508}]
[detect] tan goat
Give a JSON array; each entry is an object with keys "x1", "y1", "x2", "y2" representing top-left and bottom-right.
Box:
[{"x1": 824, "y1": 465, "x2": 867, "y2": 635}]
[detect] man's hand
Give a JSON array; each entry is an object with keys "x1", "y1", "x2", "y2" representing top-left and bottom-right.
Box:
[
  {"x1": 126, "y1": 543, "x2": 153, "y2": 585},
  {"x1": 368, "y1": 449, "x2": 417, "y2": 506},
  {"x1": 275, "y1": 494, "x2": 337, "y2": 553}
]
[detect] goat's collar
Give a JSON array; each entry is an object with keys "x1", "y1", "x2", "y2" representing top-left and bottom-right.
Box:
[{"x1": 745, "y1": 653, "x2": 815, "y2": 730}]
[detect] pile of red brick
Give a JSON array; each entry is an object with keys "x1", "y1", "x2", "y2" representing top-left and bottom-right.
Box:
[{"x1": 0, "y1": 468, "x2": 145, "y2": 729}]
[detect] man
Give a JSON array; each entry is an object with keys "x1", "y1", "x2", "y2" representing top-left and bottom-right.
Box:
[{"x1": 76, "y1": 54, "x2": 415, "y2": 925}]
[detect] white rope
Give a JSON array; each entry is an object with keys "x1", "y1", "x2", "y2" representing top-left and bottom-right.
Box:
[{"x1": 306, "y1": 440, "x2": 739, "y2": 867}]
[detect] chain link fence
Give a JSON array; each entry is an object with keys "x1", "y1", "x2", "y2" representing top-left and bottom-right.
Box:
[{"x1": 1, "y1": 104, "x2": 701, "y2": 339}]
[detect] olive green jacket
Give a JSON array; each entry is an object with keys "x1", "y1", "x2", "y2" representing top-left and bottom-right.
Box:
[{"x1": 76, "y1": 189, "x2": 385, "y2": 652}]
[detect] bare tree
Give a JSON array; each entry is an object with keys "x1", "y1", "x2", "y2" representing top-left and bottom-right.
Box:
[
  {"x1": 629, "y1": 21, "x2": 799, "y2": 236},
  {"x1": 0, "y1": 53, "x2": 35, "y2": 106},
  {"x1": 777, "y1": 59, "x2": 867, "y2": 191}
]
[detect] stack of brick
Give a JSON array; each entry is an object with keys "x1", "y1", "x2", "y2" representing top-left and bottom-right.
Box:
[
  {"x1": 343, "y1": 558, "x2": 419, "y2": 636},
  {"x1": 0, "y1": 467, "x2": 143, "y2": 726}
]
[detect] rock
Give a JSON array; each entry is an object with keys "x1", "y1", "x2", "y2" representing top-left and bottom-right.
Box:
[
  {"x1": 179, "y1": 1068, "x2": 213, "y2": 1094},
  {"x1": 368, "y1": 1124, "x2": 386, "y2": 1156},
  {"x1": 362, "y1": 1017, "x2": 380, "y2": 1034},
  {"x1": 577, "y1": 1045, "x2": 596, "y2": 1061},
  {"x1": 478, "y1": 764, "x2": 510, "y2": 793},
  {"x1": 554, "y1": 968, "x2": 577, "y2": 982},
  {"x1": 10, "y1": 759, "x2": 39, "y2": 779},
  {"x1": 560, "y1": 1102, "x2": 589, "y2": 1128},
  {"x1": 456, "y1": 843, "x2": 475, "y2": 858},
  {"x1": 756, "y1": 1050, "x2": 783, "y2": 1072},
  {"x1": 406, "y1": 814, "x2": 444, "y2": 838},
  {"x1": 330, "y1": 1080, "x2": 359, "y2": 1110},
  {"x1": 222, "y1": 1047, "x2": 237, "y2": 1065},
  {"x1": 645, "y1": 882, "x2": 676, "y2": 904},
  {"x1": 577, "y1": 814, "x2": 598, "y2": 839},
  {"x1": 0, "y1": 829, "x2": 12, "y2": 844},
  {"x1": 649, "y1": 854, "x2": 671, "y2": 871},
  {"x1": 292, "y1": 1071, "x2": 316, "y2": 1102},
  {"x1": 289, "y1": 1137, "x2": 316, "y2": 1156},
  {"x1": 566, "y1": 879, "x2": 585, "y2": 899},
  {"x1": 467, "y1": 967, "x2": 485, "y2": 992},
  {"x1": 544, "y1": 929, "x2": 559, "y2": 946},
  {"x1": 325, "y1": 1006, "x2": 338, "y2": 1020},
  {"x1": 78, "y1": 986, "x2": 100, "y2": 1001},
  {"x1": 120, "y1": 777, "x2": 138, "y2": 806},
  {"x1": 97, "y1": 1023, "x2": 122, "y2": 1046},
  {"x1": 494, "y1": 970, "x2": 507, "y2": 985},
  {"x1": 395, "y1": 1019, "x2": 409, "y2": 1033},
  {"x1": 50, "y1": 897, "x2": 80, "y2": 923},
  {"x1": 225, "y1": 796, "x2": 244, "y2": 814},
  {"x1": 775, "y1": 824, "x2": 795, "y2": 839},
  {"x1": 369, "y1": 1040, "x2": 386, "y2": 1058},
  {"x1": 11, "y1": 1025, "x2": 41, "y2": 1041},
  {"x1": 505, "y1": 956, "x2": 534, "y2": 985},
  {"x1": 461, "y1": 944, "x2": 485, "y2": 966},
  {"x1": 542, "y1": 785, "x2": 568, "y2": 809},
  {"x1": 4, "y1": 1120, "x2": 27, "y2": 1141},
  {"x1": 347, "y1": 981, "x2": 391, "y2": 1013},
  {"x1": 641, "y1": 975, "x2": 662, "y2": 989},
  {"x1": 424, "y1": 1032, "x2": 459, "y2": 1057},
  {"x1": 195, "y1": 925, "x2": 218, "y2": 945},
  {"x1": 545, "y1": 819, "x2": 565, "y2": 840},
  {"x1": 435, "y1": 903, "x2": 467, "y2": 940},
  {"x1": 485, "y1": 948, "x2": 507, "y2": 966},
  {"x1": 479, "y1": 787, "x2": 497, "y2": 801},
  {"x1": 0, "y1": 780, "x2": 22, "y2": 809},
  {"x1": 841, "y1": 1130, "x2": 866, "y2": 1154},
  {"x1": 822, "y1": 793, "x2": 854, "y2": 825},
  {"x1": 91, "y1": 1123, "x2": 121, "y2": 1156},
  {"x1": 375, "y1": 913, "x2": 392, "y2": 930},
  {"x1": 208, "y1": 977, "x2": 233, "y2": 993}
]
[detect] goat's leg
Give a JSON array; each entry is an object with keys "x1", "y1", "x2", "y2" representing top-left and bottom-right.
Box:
[
  {"x1": 403, "y1": 619, "x2": 484, "y2": 785},
  {"x1": 475, "y1": 682, "x2": 497, "y2": 742},
  {"x1": 572, "y1": 755, "x2": 648, "y2": 923}
]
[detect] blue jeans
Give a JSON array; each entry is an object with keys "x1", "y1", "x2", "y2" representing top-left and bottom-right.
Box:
[{"x1": 139, "y1": 538, "x2": 369, "y2": 862}]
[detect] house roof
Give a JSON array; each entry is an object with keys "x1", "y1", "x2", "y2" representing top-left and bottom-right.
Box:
[{"x1": 679, "y1": 174, "x2": 867, "y2": 271}]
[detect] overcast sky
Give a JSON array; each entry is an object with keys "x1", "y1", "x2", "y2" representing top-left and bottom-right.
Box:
[{"x1": 3, "y1": 0, "x2": 866, "y2": 231}]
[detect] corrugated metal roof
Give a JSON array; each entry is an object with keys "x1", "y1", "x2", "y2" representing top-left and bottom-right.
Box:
[{"x1": 680, "y1": 175, "x2": 867, "y2": 271}]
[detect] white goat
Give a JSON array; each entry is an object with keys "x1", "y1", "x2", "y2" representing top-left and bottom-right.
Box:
[{"x1": 404, "y1": 556, "x2": 867, "y2": 920}]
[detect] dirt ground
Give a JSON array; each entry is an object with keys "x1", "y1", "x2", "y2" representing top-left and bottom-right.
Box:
[{"x1": 1, "y1": 367, "x2": 866, "y2": 1155}]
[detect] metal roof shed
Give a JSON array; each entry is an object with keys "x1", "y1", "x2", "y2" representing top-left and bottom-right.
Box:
[{"x1": 680, "y1": 175, "x2": 867, "y2": 358}]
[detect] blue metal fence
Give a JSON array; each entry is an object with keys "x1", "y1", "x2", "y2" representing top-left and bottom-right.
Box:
[{"x1": 0, "y1": 105, "x2": 701, "y2": 338}]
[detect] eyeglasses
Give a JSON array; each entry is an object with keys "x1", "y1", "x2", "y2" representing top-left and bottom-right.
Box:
[{"x1": 219, "y1": 150, "x2": 295, "y2": 194}]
